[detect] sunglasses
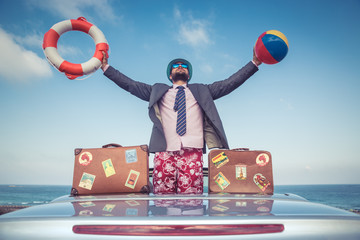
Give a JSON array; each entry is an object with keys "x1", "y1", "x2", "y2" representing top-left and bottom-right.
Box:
[{"x1": 172, "y1": 63, "x2": 188, "y2": 69}]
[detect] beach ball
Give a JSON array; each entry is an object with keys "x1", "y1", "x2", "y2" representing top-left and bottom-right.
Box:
[{"x1": 255, "y1": 30, "x2": 289, "y2": 64}]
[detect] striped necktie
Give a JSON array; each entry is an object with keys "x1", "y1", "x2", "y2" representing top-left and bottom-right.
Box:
[{"x1": 174, "y1": 86, "x2": 186, "y2": 136}]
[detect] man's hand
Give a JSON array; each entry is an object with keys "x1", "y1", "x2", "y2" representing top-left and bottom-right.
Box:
[
  {"x1": 101, "y1": 51, "x2": 108, "y2": 70},
  {"x1": 253, "y1": 48, "x2": 262, "y2": 67}
]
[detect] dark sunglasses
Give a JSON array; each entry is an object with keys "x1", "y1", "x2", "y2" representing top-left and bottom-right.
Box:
[{"x1": 172, "y1": 63, "x2": 188, "y2": 69}]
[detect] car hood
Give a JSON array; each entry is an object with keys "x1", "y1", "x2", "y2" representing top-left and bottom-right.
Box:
[{"x1": 1, "y1": 193, "x2": 357, "y2": 219}]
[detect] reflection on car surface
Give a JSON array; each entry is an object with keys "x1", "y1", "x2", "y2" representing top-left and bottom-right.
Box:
[{"x1": 1, "y1": 177, "x2": 360, "y2": 239}]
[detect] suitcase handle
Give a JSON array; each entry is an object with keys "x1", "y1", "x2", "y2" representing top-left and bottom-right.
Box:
[
  {"x1": 102, "y1": 143, "x2": 123, "y2": 148},
  {"x1": 231, "y1": 148, "x2": 250, "y2": 151}
]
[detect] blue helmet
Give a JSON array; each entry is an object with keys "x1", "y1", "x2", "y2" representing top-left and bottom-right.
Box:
[{"x1": 166, "y1": 58, "x2": 192, "y2": 82}]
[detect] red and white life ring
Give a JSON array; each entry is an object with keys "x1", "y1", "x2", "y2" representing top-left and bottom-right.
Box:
[{"x1": 43, "y1": 17, "x2": 109, "y2": 80}]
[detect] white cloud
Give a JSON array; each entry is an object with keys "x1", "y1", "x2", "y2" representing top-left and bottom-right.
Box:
[
  {"x1": 178, "y1": 22, "x2": 212, "y2": 47},
  {"x1": 200, "y1": 64, "x2": 214, "y2": 74},
  {"x1": 57, "y1": 44, "x2": 84, "y2": 58},
  {"x1": 280, "y1": 98, "x2": 294, "y2": 110},
  {"x1": 0, "y1": 28, "x2": 52, "y2": 82},
  {"x1": 174, "y1": 7, "x2": 182, "y2": 20},
  {"x1": 173, "y1": 7, "x2": 213, "y2": 48},
  {"x1": 13, "y1": 32, "x2": 43, "y2": 48}
]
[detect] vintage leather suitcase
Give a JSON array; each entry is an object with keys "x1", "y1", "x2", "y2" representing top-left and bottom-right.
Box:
[
  {"x1": 71, "y1": 143, "x2": 150, "y2": 195},
  {"x1": 208, "y1": 148, "x2": 274, "y2": 194}
]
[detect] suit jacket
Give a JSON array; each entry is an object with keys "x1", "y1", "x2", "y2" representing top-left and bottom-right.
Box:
[{"x1": 104, "y1": 61, "x2": 258, "y2": 153}]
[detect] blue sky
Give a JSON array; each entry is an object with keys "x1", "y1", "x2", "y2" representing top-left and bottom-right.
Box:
[{"x1": 0, "y1": 0, "x2": 359, "y2": 185}]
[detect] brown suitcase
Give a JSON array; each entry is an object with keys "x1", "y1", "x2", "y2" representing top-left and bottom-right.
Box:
[
  {"x1": 208, "y1": 148, "x2": 274, "y2": 194},
  {"x1": 71, "y1": 143, "x2": 150, "y2": 195}
]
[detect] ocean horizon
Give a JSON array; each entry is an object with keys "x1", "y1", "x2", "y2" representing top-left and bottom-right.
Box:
[{"x1": 0, "y1": 184, "x2": 359, "y2": 212}]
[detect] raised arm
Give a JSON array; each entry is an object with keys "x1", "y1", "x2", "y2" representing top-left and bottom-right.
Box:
[
  {"x1": 101, "y1": 51, "x2": 152, "y2": 102},
  {"x1": 208, "y1": 49, "x2": 261, "y2": 100}
]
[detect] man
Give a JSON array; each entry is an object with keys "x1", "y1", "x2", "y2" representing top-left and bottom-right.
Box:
[{"x1": 101, "y1": 51, "x2": 261, "y2": 194}]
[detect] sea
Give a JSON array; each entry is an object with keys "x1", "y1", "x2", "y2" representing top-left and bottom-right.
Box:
[{"x1": 0, "y1": 184, "x2": 359, "y2": 212}]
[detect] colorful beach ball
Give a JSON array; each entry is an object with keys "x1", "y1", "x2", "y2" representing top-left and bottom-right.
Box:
[{"x1": 255, "y1": 30, "x2": 289, "y2": 64}]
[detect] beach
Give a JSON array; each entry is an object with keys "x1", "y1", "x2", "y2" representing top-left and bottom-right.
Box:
[{"x1": 0, "y1": 205, "x2": 28, "y2": 215}]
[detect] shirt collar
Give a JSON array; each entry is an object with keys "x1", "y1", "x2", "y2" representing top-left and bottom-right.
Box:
[{"x1": 172, "y1": 83, "x2": 187, "y2": 89}]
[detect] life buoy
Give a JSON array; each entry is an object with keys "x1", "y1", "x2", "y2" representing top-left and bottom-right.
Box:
[{"x1": 43, "y1": 17, "x2": 109, "y2": 80}]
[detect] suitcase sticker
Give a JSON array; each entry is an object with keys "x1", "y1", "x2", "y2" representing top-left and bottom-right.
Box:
[
  {"x1": 236, "y1": 165, "x2": 247, "y2": 180},
  {"x1": 256, "y1": 153, "x2": 270, "y2": 167},
  {"x1": 79, "y1": 152, "x2": 93, "y2": 166},
  {"x1": 102, "y1": 159, "x2": 116, "y2": 177},
  {"x1": 211, "y1": 152, "x2": 229, "y2": 168},
  {"x1": 125, "y1": 170, "x2": 140, "y2": 189},
  {"x1": 79, "y1": 172, "x2": 96, "y2": 190},
  {"x1": 253, "y1": 173, "x2": 271, "y2": 192},
  {"x1": 126, "y1": 149, "x2": 138, "y2": 163},
  {"x1": 214, "y1": 172, "x2": 230, "y2": 190}
]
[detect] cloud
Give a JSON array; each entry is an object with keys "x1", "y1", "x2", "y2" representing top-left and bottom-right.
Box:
[
  {"x1": 29, "y1": 0, "x2": 119, "y2": 22},
  {"x1": 280, "y1": 98, "x2": 294, "y2": 110},
  {"x1": 57, "y1": 45, "x2": 84, "y2": 58},
  {"x1": 12, "y1": 32, "x2": 43, "y2": 48},
  {"x1": 200, "y1": 64, "x2": 214, "y2": 74},
  {"x1": 173, "y1": 7, "x2": 213, "y2": 48},
  {"x1": 178, "y1": 22, "x2": 212, "y2": 47},
  {"x1": 0, "y1": 27, "x2": 52, "y2": 82}
]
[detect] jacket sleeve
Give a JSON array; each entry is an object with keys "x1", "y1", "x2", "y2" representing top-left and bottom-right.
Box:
[
  {"x1": 104, "y1": 66, "x2": 152, "y2": 102},
  {"x1": 208, "y1": 61, "x2": 258, "y2": 100}
]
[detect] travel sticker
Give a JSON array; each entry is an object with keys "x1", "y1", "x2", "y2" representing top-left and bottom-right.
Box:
[
  {"x1": 126, "y1": 200, "x2": 140, "y2": 207},
  {"x1": 212, "y1": 204, "x2": 229, "y2": 212},
  {"x1": 125, "y1": 149, "x2": 138, "y2": 163},
  {"x1": 257, "y1": 206, "x2": 270, "y2": 212},
  {"x1": 125, "y1": 170, "x2": 140, "y2": 189},
  {"x1": 253, "y1": 200, "x2": 268, "y2": 205},
  {"x1": 126, "y1": 208, "x2": 139, "y2": 216},
  {"x1": 79, "y1": 201, "x2": 95, "y2": 208},
  {"x1": 256, "y1": 153, "x2": 270, "y2": 167},
  {"x1": 102, "y1": 159, "x2": 116, "y2": 177},
  {"x1": 236, "y1": 165, "x2": 247, "y2": 180},
  {"x1": 212, "y1": 152, "x2": 229, "y2": 168},
  {"x1": 79, "y1": 152, "x2": 93, "y2": 166},
  {"x1": 79, "y1": 172, "x2": 96, "y2": 190},
  {"x1": 79, "y1": 210, "x2": 93, "y2": 216},
  {"x1": 236, "y1": 201, "x2": 247, "y2": 207},
  {"x1": 253, "y1": 173, "x2": 271, "y2": 192},
  {"x1": 103, "y1": 204, "x2": 116, "y2": 213},
  {"x1": 214, "y1": 172, "x2": 230, "y2": 190}
]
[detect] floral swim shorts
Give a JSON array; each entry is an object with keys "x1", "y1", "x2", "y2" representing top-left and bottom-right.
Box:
[{"x1": 153, "y1": 148, "x2": 203, "y2": 194}]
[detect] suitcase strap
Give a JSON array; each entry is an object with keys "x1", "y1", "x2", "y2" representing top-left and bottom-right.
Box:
[
  {"x1": 102, "y1": 143, "x2": 149, "y2": 155},
  {"x1": 102, "y1": 143, "x2": 123, "y2": 148},
  {"x1": 231, "y1": 148, "x2": 250, "y2": 151}
]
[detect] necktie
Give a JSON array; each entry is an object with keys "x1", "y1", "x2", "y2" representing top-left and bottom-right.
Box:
[{"x1": 174, "y1": 86, "x2": 186, "y2": 136}]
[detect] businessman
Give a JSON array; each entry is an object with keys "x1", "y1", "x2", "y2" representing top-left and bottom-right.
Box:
[{"x1": 101, "y1": 50, "x2": 261, "y2": 194}]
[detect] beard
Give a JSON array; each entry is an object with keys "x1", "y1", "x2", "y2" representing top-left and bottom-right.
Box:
[{"x1": 172, "y1": 72, "x2": 189, "y2": 82}]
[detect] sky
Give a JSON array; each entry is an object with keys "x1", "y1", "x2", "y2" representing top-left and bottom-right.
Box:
[{"x1": 0, "y1": 0, "x2": 359, "y2": 186}]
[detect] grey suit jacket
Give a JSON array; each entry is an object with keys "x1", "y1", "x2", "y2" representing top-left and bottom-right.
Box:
[{"x1": 104, "y1": 61, "x2": 258, "y2": 153}]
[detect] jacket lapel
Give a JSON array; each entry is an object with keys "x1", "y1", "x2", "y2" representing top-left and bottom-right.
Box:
[
  {"x1": 148, "y1": 84, "x2": 172, "y2": 108},
  {"x1": 188, "y1": 84, "x2": 201, "y2": 105}
]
